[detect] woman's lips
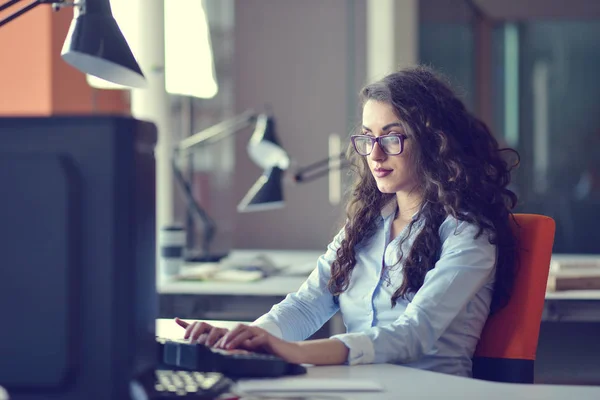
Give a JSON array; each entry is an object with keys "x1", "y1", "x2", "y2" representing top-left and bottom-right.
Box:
[{"x1": 373, "y1": 168, "x2": 392, "y2": 178}]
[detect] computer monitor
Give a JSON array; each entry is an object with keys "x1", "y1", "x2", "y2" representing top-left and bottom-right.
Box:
[{"x1": 0, "y1": 116, "x2": 158, "y2": 400}]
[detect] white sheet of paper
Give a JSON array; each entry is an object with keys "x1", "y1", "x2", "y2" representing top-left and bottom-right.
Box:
[{"x1": 237, "y1": 378, "x2": 383, "y2": 393}]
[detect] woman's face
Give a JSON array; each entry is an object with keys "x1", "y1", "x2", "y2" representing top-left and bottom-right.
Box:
[{"x1": 360, "y1": 100, "x2": 418, "y2": 194}]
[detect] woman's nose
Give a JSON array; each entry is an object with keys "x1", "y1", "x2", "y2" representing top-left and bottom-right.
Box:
[{"x1": 369, "y1": 142, "x2": 386, "y2": 161}]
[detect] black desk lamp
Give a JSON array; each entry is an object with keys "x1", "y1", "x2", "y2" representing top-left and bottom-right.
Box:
[
  {"x1": 237, "y1": 114, "x2": 291, "y2": 212},
  {"x1": 238, "y1": 147, "x2": 349, "y2": 212},
  {"x1": 174, "y1": 110, "x2": 290, "y2": 262},
  {"x1": 0, "y1": 0, "x2": 145, "y2": 88}
]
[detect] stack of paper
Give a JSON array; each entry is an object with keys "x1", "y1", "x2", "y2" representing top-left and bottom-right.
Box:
[
  {"x1": 547, "y1": 258, "x2": 600, "y2": 291},
  {"x1": 175, "y1": 253, "x2": 281, "y2": 282}
]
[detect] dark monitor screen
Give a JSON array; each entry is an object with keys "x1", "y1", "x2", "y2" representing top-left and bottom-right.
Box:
[{"x1": 0, "y1": 116, "x2": 157, "y2": 400}]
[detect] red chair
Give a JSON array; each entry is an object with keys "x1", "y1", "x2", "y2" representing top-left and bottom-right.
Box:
[{"x1": 472, "y1": 214, "x2": 556, "y2": 383}]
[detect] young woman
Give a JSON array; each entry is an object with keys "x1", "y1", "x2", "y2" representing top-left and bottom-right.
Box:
[{"x1": 176, "y1": 66, "x2": 520, "y2": 377}]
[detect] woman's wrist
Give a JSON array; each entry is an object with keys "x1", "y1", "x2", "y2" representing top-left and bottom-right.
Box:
[
  {"x1": 294, "y1": 339, "x2": 349, "y2": 365},
  {"x1": 285, "y1": 341, "x2": 306, "y2": 365}
]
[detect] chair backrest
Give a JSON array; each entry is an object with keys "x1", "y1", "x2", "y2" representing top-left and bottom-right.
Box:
[{"x1": 472, "y1": 213, "x2": 556, "y2": 383}]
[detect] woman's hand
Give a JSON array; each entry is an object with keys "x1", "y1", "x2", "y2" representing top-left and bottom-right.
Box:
[
  {"x1": 218, "y1": 323, "x2": 304, "y2": 365},
  {"x1": 174, "y1": 318, "x2": 229, "y2": 347}
]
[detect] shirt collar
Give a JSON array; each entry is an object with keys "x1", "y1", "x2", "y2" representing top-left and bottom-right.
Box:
[{"x1": 380, "y1": 199, "x2": 398, "y2": 219}]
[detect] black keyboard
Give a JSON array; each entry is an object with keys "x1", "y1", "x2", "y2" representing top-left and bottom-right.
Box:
[
  {"x1": 134, "y1": 368, "x2": 233, "y2": 400},
  {"x1": 157, "y1": 337, "x2": 307, "y2": 378}
]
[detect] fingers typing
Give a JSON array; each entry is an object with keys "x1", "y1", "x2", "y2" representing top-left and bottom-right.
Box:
[
  {"x1": 195, "y1": 333, "x2": 208, "y2": 344},
  {"x1": 185, "y1": 321, "x2": 210, "y2": 340},
  {"x1": 205, "y1": 328, "x2": 226, "y2": 347}
]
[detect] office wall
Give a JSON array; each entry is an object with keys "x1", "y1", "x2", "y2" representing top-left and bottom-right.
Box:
[
  {"x1": 233, "y1": 0, "x2": 366, "y2": 250},
  {"x1": 419, "y1": 0, "x2": 475, "y2": 111}
]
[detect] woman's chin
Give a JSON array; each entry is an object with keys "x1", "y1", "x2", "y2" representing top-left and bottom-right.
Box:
[{"x1": 376, "y1": 183, "x2": 398, "y2": 194}]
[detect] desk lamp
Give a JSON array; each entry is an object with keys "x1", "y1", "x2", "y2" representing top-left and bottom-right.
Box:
[
  {"x1": 237, "y1": 115, "x2": 291, "y2": 212},
  {"x1": 175, "y1": 110, "x2": 290, "y2": 262},
  {"x1": 0, "y1": 0, "x2": 145, "y2": 88},
  {"x1": 238, "y1": 144, "x2": 348, "y2": 212}
]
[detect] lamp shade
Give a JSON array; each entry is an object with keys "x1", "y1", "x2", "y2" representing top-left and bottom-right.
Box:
[
  {"x1": 61, "y1": 2, "x2": 146, "y2": 88},
  {"x1": 247, "y1": 114, "x2": 290, "y2": 171},
  {"x1": 237, "y1": 167, "x2": 285, "y2": 213}
]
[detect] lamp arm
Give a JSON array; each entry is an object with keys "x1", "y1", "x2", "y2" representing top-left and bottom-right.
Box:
[
  {"x1": 294, "y1": 152, "x2": 349, "y2": 183},
  {"x1": 171, "y1": 156, "x2": 217, "y2": 258},
  {"x1": 0, "y1": 0, "x2": 22, "y2": 12},
  {"x1": 177, "y1": 109, "x2": 257, "y2": 152},
  {"x1": 0, "y1": 0, "x2": 57, "y2": 28}
]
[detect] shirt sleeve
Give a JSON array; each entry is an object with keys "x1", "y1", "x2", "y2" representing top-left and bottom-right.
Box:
[
  {"x1": 331, "y1": 220, "x2": 496, "y2": 365},
  {"x1": 251, "y1": 229, "x2": 344, "y2": 342}
]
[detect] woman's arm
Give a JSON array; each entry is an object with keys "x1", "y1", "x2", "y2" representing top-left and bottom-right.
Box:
[
  {"x1": 295, "y1": 339, "x2": 349, "y2": 365},
  {"x1": 250, "y1": 229, "x2": 345, "y2": 341},
  {"x1": 219, "y1": 324, "x2": 349, "y2": 365}
]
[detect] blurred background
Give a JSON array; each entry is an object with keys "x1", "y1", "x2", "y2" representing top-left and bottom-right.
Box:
[
  {"x1": 3, "y1": 0, "x2": 598, "y2": 256},
  {"x1": 2, "y1": 0, "x2": 599, "y2": 386}
]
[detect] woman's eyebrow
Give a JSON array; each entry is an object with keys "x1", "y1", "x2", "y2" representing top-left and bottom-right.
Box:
[
  {"x1": 362, "y1": 122, "x2": 403, "y2": 132},
  {"x1": 382, "y1": 122, "x2": 403, "y2": 131}
]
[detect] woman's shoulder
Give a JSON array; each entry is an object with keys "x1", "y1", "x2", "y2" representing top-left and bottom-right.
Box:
[{"x1": 437, "y1": 214, "x2": 488, "y2": 244}]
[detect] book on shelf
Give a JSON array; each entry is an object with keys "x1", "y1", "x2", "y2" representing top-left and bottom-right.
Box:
[{"x1": 547, "y1": 268, "x2": 600, "y2": 291}]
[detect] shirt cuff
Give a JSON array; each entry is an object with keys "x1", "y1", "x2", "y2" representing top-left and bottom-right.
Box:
[
  {"x1": 251, "y1": 317, "x2": 283, "y2": 339},
  {"x1": 330, "y1": 332, "x2": 375, "y2": 365}
]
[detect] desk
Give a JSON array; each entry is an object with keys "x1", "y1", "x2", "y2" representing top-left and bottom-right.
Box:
[
  {"x1": 156, "y1": 319, "x2": 600, "y2": 400},
  {"x1": 158, "y1": 250, "x2": 600, "y2": 322},
  {"x1": 245, "y1": 364, "x2": 600, "y2": 400}
]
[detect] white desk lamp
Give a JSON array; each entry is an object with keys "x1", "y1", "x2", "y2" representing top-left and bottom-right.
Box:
[{"x1": 174, "y1": 110, "x2": 291, "y2": 262}]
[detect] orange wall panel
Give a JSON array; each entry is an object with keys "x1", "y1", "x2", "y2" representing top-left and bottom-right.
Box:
[{"x1": 0, "y1": 7, "x2": 53, "y2": 115}]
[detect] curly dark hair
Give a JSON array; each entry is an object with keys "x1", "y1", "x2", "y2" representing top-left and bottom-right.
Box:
[{"x1": 328, "y1": 66, "x2": 520, "y2": 314}]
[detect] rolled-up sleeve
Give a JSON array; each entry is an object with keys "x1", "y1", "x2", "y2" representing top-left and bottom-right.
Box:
[
  {"x1": 252, "y1": 229, "x2": 344, "y2": 341},
  {"x1": 331, "y1": 221, "x2": 496, "y2": 365}
]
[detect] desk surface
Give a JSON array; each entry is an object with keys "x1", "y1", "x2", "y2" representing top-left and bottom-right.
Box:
[
  {"x1": 156, "y1": 319, "x2": 600, "y2": 400},
  {"x1": 159, "y1": 275, "x2": 306, "y2": 296},
  {"x1": 158, "y1": 249, "x2": 322, "y2": 296},
  {"x1": 161, "y1": 275, "x2": 600, "y2": 299},
  {"x1": 159, "y1": 249, "x2": 600, "y2": 300}
]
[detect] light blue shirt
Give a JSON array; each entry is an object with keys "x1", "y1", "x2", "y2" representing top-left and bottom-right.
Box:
[{"x1": 253, "y1": 200, "x2": 496, "y2": 377}]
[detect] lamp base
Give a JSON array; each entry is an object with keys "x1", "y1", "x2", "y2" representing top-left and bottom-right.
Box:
[{"x1": 184, "y1": 251, "x2": 229, "y2": 263}]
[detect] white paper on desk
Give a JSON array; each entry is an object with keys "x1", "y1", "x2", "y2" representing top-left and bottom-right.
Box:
[
  {"x1": 237, "y1": 378, "x2": 383, "y2": 393},
  {"x1": 212, "y1": 269, "x2": 264, "y2": 282},
  {"x1": 176, "y1": 263, "x2": 220, "y2": 280}
]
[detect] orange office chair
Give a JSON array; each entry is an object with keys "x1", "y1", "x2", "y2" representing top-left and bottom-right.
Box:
[{"x1": 472, "y1": 213, "x2": 556, "y2": 383}]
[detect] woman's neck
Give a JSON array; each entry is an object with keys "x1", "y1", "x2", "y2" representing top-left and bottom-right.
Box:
[{"x1": 395, "y1": 191, "x2": 422, "y2": 221}]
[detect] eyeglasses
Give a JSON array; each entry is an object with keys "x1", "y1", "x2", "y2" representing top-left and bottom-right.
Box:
[{"x1": 350, "y1": 134, "x2": 407, "y2": 156}]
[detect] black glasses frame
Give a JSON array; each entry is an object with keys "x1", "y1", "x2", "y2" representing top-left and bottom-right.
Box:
[{"x1": 350, "y1": 134, "x2": 407, "y2": 156}]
